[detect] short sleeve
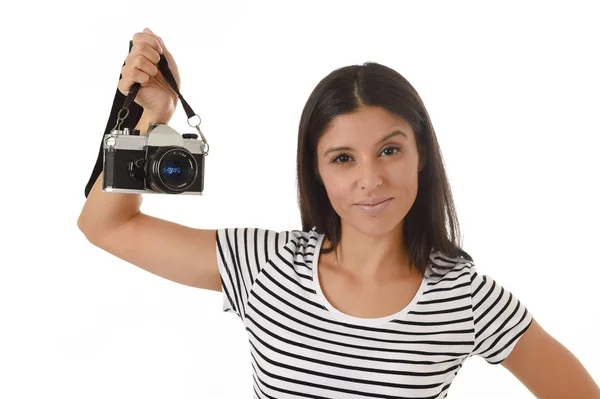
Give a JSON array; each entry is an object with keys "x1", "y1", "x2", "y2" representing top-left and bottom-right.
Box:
[
  {"x1": 216, "y1": 227, "x2": 290, "y2": 322},
  {"x1": 469, "y1": 265, "x2": 534, "y2": 365}
]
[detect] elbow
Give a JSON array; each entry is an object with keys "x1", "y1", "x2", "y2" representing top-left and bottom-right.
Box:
[
  {"x1": 77, "y1": 214, "x2": 94, "y2": 243},
  {"x1": 77, "y1": 211, "x2": 139, "y2": 246},
  {"x1": 77, "y1": 213, "x2": 103, "y2": 245}
]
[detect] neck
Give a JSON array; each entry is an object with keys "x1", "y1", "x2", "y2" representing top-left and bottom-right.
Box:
[{"x1": 327, "y1": 221, "x2": 416, "y2": 283}]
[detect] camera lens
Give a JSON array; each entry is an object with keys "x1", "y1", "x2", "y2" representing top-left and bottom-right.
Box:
[
  {"x1": 147, "y1": 146, "x2": 198, "y2": 193},
  {"x1": 162, "y1": 162, "x2": 183, "y2": 180}
]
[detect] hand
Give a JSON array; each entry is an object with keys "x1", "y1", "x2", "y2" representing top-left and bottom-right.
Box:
[{"x1": 118, "y1": 27, "x2": 181, "y2": 119}]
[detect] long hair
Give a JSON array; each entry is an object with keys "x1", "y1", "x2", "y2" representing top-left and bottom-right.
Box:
[{"x1": 296, "y1": 62, "x2": 473, "y2": 277}]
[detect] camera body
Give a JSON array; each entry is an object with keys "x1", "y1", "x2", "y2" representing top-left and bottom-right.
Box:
[{"x1": 102, "y1": 122, "x2": 205, "y2": 195}]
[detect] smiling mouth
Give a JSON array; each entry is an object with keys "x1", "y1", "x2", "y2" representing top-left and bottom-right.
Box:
[
  {"x1": 354, "y1": 198, "x2": 393, "y2": 214},
  {"x1": 355, "y1": 198, "x2": 391, "y2": 206}
]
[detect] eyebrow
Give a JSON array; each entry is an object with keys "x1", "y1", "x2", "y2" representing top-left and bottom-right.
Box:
[{"x1": 324, "y1": 130, "x2": 408, "y2": 156}]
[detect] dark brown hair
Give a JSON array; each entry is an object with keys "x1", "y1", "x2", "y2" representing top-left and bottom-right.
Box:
[{"x1": 296, "y1": 62, "x2": 473, "y2": 277}]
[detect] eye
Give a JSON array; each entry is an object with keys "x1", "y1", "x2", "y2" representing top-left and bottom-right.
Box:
[
  {"x1": 330, "y1": 153, "x2": 351, "y2": 164},
  {"x1": 330, "y1": 146, "x2": 401, "y2": 165},
  {"x1": 382, "y1": 146, "x2": 401, "y2": 156}
]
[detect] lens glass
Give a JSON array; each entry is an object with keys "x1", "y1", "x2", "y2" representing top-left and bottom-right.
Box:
[
  {"x1": 162, "y1": 161, "x2": 184, "y2": 181},
  {"x1": 157, "y1": 150, "x2": 196, "y2": 191}
]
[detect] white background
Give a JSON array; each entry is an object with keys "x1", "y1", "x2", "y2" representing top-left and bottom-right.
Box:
[{"x1": 1, "y1": 1, "x2": 599, "y2": 398}]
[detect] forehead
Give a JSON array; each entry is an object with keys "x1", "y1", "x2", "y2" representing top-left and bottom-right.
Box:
[{"x1": 318, "y1": 106, "x2": 414, "y2": 147}]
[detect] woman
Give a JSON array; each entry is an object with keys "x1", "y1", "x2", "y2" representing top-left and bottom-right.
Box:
[{"x1": 78, "y1": 28, "x2": 600, "y2": 398}]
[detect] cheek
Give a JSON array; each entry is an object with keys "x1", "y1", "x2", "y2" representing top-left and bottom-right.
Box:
[
  {"x1": 321, "y1": 172, "x2": 347, "y2": 203},
  {"x1": 390, "y1": 166, "x2": 419, "y2": 200},
  {"x1": 391, "y1": 168, "x2": 417, "y2": 189},
  {"x1": 319, "y1": 170, "x2": 352, "y2": 217},
  {"x1": 387, "y1": 157, "x2": 420, "y2": 184}
]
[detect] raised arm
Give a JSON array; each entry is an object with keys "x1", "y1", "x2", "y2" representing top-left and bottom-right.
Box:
[{"x1": 77, "y1": 28, "x2": 221, "y2": 292}]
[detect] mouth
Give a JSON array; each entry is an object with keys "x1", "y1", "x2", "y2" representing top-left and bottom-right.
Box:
[
  {"x1": 355, "y1": 197, "x2": 392, "y2": 206},
  {"x1": 354, "y1": 198, "x2": 393, "y2": 214}
]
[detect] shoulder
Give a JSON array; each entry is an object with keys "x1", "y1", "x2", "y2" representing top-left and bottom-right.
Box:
[
  {"x1": 425, "y1": 250, "x2": 506, "y2": 299},
  {"x1": 281, "y1": 227, "x2": 323, "y2": 259},
  {"x1": 426, "y1": 249, "x2": 475, "y2": 284},
  {"x1": 287, "y1": 227, "x2": 321, "y2": 247},
  {"x1": 216, "y1": 226, "x2": 322, "y2": 260}
]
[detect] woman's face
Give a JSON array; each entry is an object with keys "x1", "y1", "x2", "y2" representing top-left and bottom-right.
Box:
[{"x1": 316, "y1": 106, "x2": 424, "y2": 238}]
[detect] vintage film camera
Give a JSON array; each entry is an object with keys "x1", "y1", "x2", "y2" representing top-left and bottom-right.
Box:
[
  {"x1": 102, "y1": 121, "x2": 206, "y2": 195},
  {"x1": 101, "y1": 39, "x2": 208, "y2": 195}
]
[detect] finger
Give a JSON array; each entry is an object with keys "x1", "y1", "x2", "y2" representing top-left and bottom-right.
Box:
[
  {"x1": 156, "y1": 36, "x2": 170, "y2": 55},
  {"x1": 118, "y1": 66, "x2": 150, "y2": 94},
  {"x1": 138, "y1": 29, "x2": 171, "y2": 63},
  {"x1": 128, "y1": 54, "x2": 159, "y2": 79},
  {"x1": 155, "y1": 35, "x2": 177, "y2": 77},
  {"x1": 129, "y1": 42, "x2": 161, "y2": 65},
  {"x1": 132, "y1": 31, "x2": 163, "y2": 56},
  {"x1": 155, "y1": 35, "x2": 175, "y2": 73},
  {"x1": 143, "y1": 27, "x2": 166, "y2": 55},
  {"x1": 157, "y1": 37, "x2": 180, "y2": 88},
  {"x1": 143, "y1": 27, "x2": 157, "y2": 37}
]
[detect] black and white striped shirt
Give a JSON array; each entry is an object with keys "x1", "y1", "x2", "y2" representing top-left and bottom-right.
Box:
[{"x1": 216, "y1": 227, "x2": 533, "y2": 398}]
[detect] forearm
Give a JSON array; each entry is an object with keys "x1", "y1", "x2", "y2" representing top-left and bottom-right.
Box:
[{"x1": 77, "y1": 112, "x2": 172, "y2": 241}]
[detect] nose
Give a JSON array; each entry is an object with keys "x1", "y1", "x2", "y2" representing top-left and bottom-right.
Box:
[{"x1": 358, "y1": 160, "x2": 383, "y2": 190}]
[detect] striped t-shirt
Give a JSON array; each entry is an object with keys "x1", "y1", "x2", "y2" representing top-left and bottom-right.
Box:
[{"x1": 216, "y1": 226, "x2": 533, "y2": 398}]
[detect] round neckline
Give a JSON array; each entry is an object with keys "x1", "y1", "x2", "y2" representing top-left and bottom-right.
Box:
[{"x1": 310, "y1": 230, "x2": 429, "y2": 327}]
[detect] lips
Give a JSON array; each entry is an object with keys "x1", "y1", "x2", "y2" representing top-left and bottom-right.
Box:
[
  {"x1": 355, "y1": 197, "x2": 391, "y2": 206},
  {"x1": 354, "y1": 198, "x2": 393, "y2": 215}
]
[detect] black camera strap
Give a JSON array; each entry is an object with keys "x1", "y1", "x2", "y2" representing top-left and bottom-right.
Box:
[{"x1": 84, "y1": 40, "x2": 208, "y2": 198}]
